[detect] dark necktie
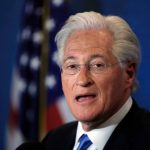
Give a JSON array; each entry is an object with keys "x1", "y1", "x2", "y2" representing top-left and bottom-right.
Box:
[{"x1": 77, "y1": 134, "x2": 92, "y2": 150}]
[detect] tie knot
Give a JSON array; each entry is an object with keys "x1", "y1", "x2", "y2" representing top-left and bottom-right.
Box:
[{"x1": 77, "y1": 134, "x2": 92, "y2": 150}]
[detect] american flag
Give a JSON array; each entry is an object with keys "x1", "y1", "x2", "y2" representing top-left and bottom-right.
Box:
[{"x1": 6, "y1": 0, "x2": 74, "y2": 149}]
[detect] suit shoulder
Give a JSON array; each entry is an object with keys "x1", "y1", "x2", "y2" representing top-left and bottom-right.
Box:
[
  {"x1": 130, "y1": 104, "x2": 150, "y2": 138},
  {"x1": 42, "y1": 121, "x2": 77, "y2": 143},
  {"x1": 131, "y1": 107, "x2": 150, "y2": 149},
  {"x1": 137, "y1": 106, "x2": 150, "y2": 125}
]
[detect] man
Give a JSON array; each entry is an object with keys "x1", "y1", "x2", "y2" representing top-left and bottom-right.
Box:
[{"x1": 17, "y1": 11, "x2": 150, "y2": 150}]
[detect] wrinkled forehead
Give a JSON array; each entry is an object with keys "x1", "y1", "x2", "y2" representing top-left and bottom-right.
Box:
[{"x1": 64, "y1": 29, "x2": 113, "y2": 51}]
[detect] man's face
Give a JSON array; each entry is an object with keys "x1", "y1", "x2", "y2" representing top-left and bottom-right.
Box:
[{"x1": 61, "y1": 29, "x2": 135, "y2": 130}]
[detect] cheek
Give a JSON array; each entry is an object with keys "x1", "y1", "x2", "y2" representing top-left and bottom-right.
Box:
[
  {"x1": 61, "y1": 76, "x2": 68, "y2": 95},
  {"x1": 95, "y1": 75, "x2": 114, "y2": 95},
  {"x1": 104, "y1": 72, "x2": 127, "y2": 106},
  {"x1": 61, "y1": 75, "x2": 74, "y2": 99}
]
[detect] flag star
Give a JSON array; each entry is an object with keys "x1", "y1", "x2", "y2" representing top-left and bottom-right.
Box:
[
  {"x1": 52, "y1": 0, "x2": 64, "y2": 7},
  {"x1": 45, "y1": 75, "x2": 56, "y2": 89},
  {"x1": 11, "y1": 71, "x2": 26, "y2": 109},
  {"x1": 21, "y1": 27, "x2": 31, "y2": 40},
  {"x1": 30, "y1": 56, "x2": 40, "y2": 70},
  {"x1": 45, "y1": 18, "x2": 55, "y2": 32},
  {"x1": 52, "y1": 51, "x2": 60, "y2": 66},
  {"x1": 18, "y1": 78, "x2": 27, "y2": 93},
  {"x1": 32, "y1": 31, "x2": 43, "y2": 44},
  {"x1": 20, "y1": 53, "x2": 29, "y2": 66},
  {"x1": 28, "y1": 82, "x2": 37, "y2": 96}
]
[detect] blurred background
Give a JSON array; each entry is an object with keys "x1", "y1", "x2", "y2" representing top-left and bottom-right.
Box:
[{"x1": 1, "y1": 0, "x2": 150, "y2": 149}]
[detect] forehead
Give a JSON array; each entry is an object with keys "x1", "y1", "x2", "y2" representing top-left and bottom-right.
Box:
[{"x1": 63, "y1": 29, "x2": 115, "y2": 62}]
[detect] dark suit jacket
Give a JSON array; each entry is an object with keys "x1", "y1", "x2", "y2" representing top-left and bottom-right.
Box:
[{"x1": 16, "y1": 101, "x2": 150, "y2": 150}]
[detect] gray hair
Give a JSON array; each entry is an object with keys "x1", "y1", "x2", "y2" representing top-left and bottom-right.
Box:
[{"x1": 55, "y1": 11, "x2": 141, "y2": 91}]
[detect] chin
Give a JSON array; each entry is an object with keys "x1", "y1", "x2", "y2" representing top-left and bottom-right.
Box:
[{"x1": 75, "y1": 113, "x2": 99, "y2": 123}]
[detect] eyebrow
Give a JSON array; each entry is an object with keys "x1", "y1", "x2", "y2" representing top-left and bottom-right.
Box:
[
  {"x1": 63, "y1": 56, "x2": 77, "y2": 63},
  {"x1": 89, "y1": 54, "x2": 105, "y2": 60}
]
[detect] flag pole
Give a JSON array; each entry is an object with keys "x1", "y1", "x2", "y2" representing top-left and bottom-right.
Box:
[{"x1": 39, "y1": 0, "x2": 49, "y2": 140}]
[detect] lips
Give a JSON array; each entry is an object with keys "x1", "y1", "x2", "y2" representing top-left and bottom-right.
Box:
[{"x1": 75, "y1": 94, "x2": 97, "y2": 102}]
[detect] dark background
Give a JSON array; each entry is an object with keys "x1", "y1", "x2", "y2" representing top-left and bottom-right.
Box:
[{"x1": 1, "y1": 0, "x2": 150, "y2": 149}]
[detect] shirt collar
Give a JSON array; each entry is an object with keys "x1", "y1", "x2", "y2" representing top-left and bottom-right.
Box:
[{"x1": 74, "y1": 97, "x2": 133, "y2": 150}]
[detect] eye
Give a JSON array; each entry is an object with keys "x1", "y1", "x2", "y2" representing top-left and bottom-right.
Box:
[
  {"x1": 65, "y1": 64, "x2": 78, "y2": 69},
  {"x1": 91, "y1": 63, "x2": 105, "y2": 68}
]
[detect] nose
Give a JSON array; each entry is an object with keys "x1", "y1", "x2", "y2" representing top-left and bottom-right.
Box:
[{"x1": 75, "y1": 67, "x2": 94, "y2": 87}]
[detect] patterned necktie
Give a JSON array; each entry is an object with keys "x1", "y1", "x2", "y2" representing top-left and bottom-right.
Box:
[{"x1": 77, "y1": 134, "x2": 92, "y2": 150}]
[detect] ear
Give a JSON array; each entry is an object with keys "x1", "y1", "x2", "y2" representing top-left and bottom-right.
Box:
[{"x1": 125, "y1": 62, "x2": 136, "y2": 86}]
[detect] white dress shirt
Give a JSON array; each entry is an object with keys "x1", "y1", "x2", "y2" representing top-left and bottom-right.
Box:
[{"x1": 73, "y1": 97, "x2": 133, "y2": 150}]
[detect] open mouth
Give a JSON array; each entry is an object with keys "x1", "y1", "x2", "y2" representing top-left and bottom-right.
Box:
[{"x1": 76, "y1": 94, "x2": 97, "y2": 102}]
